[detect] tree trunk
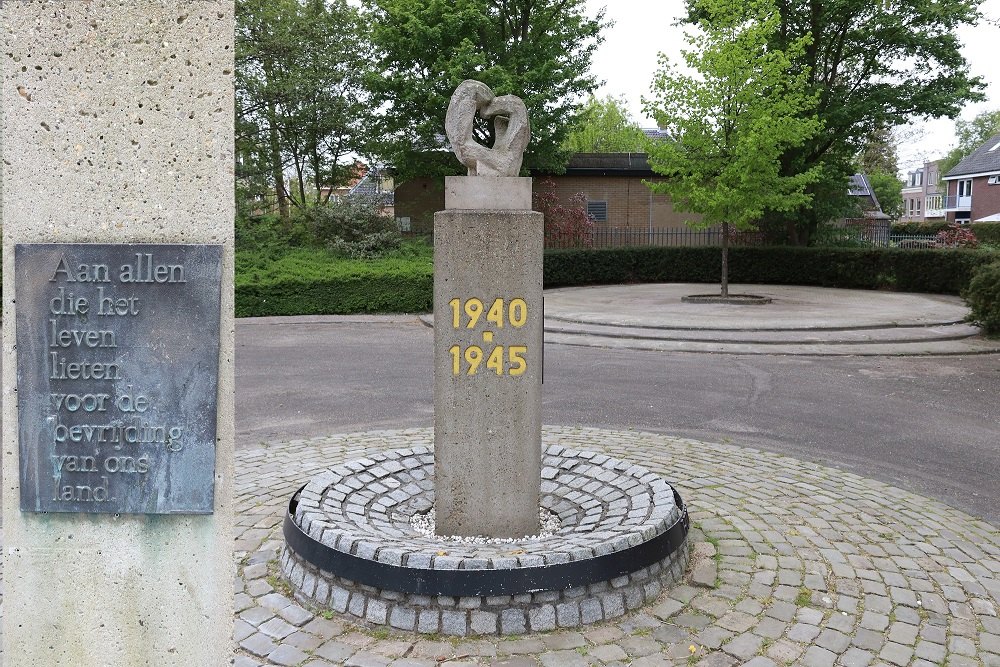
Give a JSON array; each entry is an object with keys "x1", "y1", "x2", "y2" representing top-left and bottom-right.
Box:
[
  {"x1": 721, "y1": 221, "x2": 730, "y2": 298},
  {"x1": 267, "y1": 100, "x2": 290, "y2": 223}
]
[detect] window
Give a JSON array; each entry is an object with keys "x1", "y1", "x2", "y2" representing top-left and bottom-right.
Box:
[
  {"x1": 396, "y1": 216, "x2": 411, "y2": 232},
  {"x1": 958, "y1": 179, "x2": 973, "y2": 197},
  {"x1": 586, "y1": 200, "x2": 608, "y2": 222},
  {"x1": 907, "y1": 170, "x2": 923, "y2": 188},
  {"x1": 915, "y1": 199, "x2": 921, "y2": 216},
  {"x1": 988, "y1": 175, "x2": 1000, "y2": 185}
]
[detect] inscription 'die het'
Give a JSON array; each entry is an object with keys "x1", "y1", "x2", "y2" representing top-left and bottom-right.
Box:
[{"x1": 16, "y1": 244, "x2": 222, "y2": 515}]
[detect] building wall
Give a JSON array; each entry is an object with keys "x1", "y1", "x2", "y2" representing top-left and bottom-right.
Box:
[
  {"x1": 972, "y1": 176, "x2": 1000, "y2": 222},
  {"x1": 901, "y1": 186, "x2": 923, "y2": 222},
  {"x1": 395, "y1": 175, "x2": 702, "y2": 233},
  {"x1": 394, "y1": 177, "x2": 444, "y2": 234},
  {"x1": 541, "y1": 175, "x2": 701, "y2": 229}
]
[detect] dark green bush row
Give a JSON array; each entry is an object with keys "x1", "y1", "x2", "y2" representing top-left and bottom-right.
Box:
[
  {"x1": 543, "y1": 246, "x2": 997, "y2": 295},
  {"x1": 891, "y1": 221, "x2": 951, "y2": 235},
  {"x1": 236, "y1": 271, "x2": 432, "y2": 316},
  {"x1": 235, "y1": 247, "x2": 432, "y2": 316},
  {"x1": 972, "y1": 222, "x2": 1000, "y2": 245},
  {"x1": 964, "y1": 261, "x2": 1000, "y2": 337},
  {"x1": 226, "y1": 245, "x2": 996, "y2": 316}
]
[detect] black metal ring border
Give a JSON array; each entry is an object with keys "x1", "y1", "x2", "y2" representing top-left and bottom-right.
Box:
[{"x1": 283, "y1": 485, "x2": 690, "y2": 597}]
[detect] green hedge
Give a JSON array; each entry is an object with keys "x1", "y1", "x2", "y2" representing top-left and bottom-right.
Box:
[
  {"x1": 543, "y1": 246, "x2": 996, "y2": 295},
  {"x1": 235, "y1": 249, "x2": 433, "y2": 316},
  {"x1": 230, "y1": 245, "x2": 996, "y2": 316},
  {"x1": 972, "y1": 222, "x2": 1000, "y2": 245},
  {"x1": 891, "y1": 221, "x2": 951, "y2": 235}
]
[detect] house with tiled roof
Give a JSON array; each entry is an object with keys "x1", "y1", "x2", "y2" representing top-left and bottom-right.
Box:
[{"x1": 942, "y1": 133, "x2": 1000, "y2": 224}]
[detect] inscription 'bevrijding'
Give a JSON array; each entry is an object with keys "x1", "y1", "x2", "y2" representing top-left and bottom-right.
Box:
[{"x1": 16, "y1": 243, "x2": 221, "y2": 514}]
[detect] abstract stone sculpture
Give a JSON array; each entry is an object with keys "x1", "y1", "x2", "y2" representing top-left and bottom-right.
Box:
[{"x1": 445, "y1": 79, "x2": 530, "y2": 176}]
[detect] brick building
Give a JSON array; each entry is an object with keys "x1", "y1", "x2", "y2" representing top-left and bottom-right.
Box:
[
  {"x1": 900, "y1": 160, "x2": 946, "y2": 223},
  {"x1": 943, "y1": 133, "x2": 1000, "y2": 224},
  {"x1": 393, "y1": 153, "x2": 699, "y2": 235}
]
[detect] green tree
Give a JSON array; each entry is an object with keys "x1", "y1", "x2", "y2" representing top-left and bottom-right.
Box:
[
  {"x1": 644, "y1": 0, "x2": 821, "y2": 297},
  {"x1": 866, "y1": 172, "x2": 903, "y2": 219},
  {"x1": 236, "y1": 0, "x2": 370, "y2": 220},
  {"x1": 857, "y1": 126, "x2": 899, "y2": 177},
  {"x1": 563, "y1": 96, "x2": 649, "y2": 153},
  {"x1": 362, "y1": 0, "x2": 608, "y2": 181},
  {"x1": 684, "y1": 0, "x2": 985, "y2": 244},
  {"x1": 940, "y1": 109, "x2": 1000, "y2": 174}
]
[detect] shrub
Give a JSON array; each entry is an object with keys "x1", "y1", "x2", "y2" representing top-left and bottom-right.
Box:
[
  {"x1": 972, "y1": 222, "x2": 1000, "y2": 245},
  {"x1": 235, "y1": 246, "x2": 432, "y2": 316},
  {"x1": 534, "y1": 177, "x2": 595, "y2": 248},
  {"x1": 934, "y1": 223, "x2": 978, "y2": 248},
  {"x1": 891, "y1": 221, "x2": 950, "y2": 235},
  {"x1": 236, "y1": 212, "x2": 310, "y2": 254},
  {"x1": 810, "y1": 224, "x2": 869, "y2": 248},
  {"x1": 964, "y1": 260, "x2": 1000, "y2": 336},
  {"x1": 301, "y1": 195, "x2": 401, "y2": 259},
  {"x1": 544, "y1": 245, "x2": 994, "y2": 294}
]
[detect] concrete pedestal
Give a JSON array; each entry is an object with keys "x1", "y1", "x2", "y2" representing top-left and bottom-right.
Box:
[
  {"x1": 434, "y1": 177, "x2": 542, "y2": 538},
  {"x1": 1, "y1": 2, "x2": 235, "y2": 664}
]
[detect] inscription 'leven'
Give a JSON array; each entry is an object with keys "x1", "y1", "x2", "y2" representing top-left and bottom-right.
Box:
[{"x1": 17, "y1": 244, "x2": 221, "y2": 514}]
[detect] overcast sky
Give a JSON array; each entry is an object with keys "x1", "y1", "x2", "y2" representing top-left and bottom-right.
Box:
[{"x1": 583, "y1": 1, "x2": 1000, "y2": 173}]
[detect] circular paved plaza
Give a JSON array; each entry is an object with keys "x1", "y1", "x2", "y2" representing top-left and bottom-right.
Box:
[{"x1": 234, "y1": 427, "x2": 1000, "y2": 667}]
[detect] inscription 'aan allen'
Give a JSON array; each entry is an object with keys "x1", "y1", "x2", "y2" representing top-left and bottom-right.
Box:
[{"x1": 50, "y1": 252, "x2": 187, "y2": 284}]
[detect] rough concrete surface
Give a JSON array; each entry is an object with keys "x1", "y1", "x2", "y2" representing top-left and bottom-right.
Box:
[
  {"x1": 434, "y1": 209, "x2": 543, "y2": 537},
  {"x1": 446, "y1": 176, "x2": 533, "y2": 210},
  {"x1": 1, "y1": 2, "x2": 235, "y2": 665}
]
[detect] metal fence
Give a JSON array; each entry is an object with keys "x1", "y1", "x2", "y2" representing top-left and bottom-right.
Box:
[
  {"x1": 545, "y1": 227, "x2": 765, "y2": 250},
  {"x1": 545, "y1": 226, "x2": 943, "y2": 250}
]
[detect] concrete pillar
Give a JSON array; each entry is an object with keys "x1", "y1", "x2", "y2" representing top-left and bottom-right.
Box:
[
  {"x1": 433, "y1": 176, "x2": 543, "y2": 538},
  {"x1": 1, "y1": 2, "x2": 234, "y2": 664}
]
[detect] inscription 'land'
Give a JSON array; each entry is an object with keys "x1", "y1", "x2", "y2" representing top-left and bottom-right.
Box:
[{"x1": 16, "y1": 243, "x2": 222, "y2": 514}]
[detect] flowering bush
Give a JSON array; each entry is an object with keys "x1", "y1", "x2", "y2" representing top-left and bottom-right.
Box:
[
  {"x1": 534, "y1": 177, "x2": 594, "y2": 248},
  {"x1": 935, "y1": 223, "x2": 978, "y2": 249}
]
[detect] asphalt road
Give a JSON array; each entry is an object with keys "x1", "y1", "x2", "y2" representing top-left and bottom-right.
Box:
[{"x1": 236, "y1": 316, "x2": 1000, "y2": 526}]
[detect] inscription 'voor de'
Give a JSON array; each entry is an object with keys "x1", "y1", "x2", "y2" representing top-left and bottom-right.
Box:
[{"x1": 50, "y1": 253, "x2": 187, "y2": 284}]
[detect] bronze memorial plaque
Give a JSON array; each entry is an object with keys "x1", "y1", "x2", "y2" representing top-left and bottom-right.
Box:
[{"x1": 15, "y1": 244, "x2": 222, "y2": 514}]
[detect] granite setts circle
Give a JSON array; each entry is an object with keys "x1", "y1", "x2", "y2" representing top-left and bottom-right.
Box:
[{"x1": 280, "y1": 444, "x2": 690, "y2": 635}]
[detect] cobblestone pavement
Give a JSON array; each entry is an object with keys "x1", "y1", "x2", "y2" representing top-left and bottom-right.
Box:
[{"x1": 235, "y1": 427, "x2": 1000, "y2": 667}]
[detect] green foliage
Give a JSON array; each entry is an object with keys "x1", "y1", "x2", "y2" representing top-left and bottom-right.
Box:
[
  {"x1": 940, "y1": 109, "x2": 1000, "y2": 174},
  {"x1": 891, "y1": 221, "x2": 951, "y2": 235},
  {"x1": 544, "y1": 246, "x2": 995, "y2": 295},
  {"x1": 972, "y1": 223, "x2": 1000, "y2": 245},
  {"x1": 809, "y1": 224, "x2": 869, "y2": 248},
  {"x1": 236, "y1": 0, "x2": 370, "y2": 217},
  {"x1": 236, "y1": 213, "x2": 310, "y2": 255},
  {"x1": 644, "y1": 0, "x2": 822, "y2": 231},
  {"x1": 857, "y1": 126, "x2": 899, "y2": 177},
  {"x1": 866, "y1": 172, "x2": 903, "y2": 218},
  {"x1": 300, "y1": 196, "x2": 402, "y2": 259},
  {"x1": 963, "y1": 260, "x2": 1000, "y2": 336},
  {"x1": 235, "y1": 242, "x2": 433, "y2": 316},
  {"x1": 682, "y1": 0, "x2": 985, "y2": 243},
  {"x1": 362, "y1": 0, "x2": 608, "y2": 181},
  {"x1": 563, "y1": 96, "x2": 649, "y2": 153}
]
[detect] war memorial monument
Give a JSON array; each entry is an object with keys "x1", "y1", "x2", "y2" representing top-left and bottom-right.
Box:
[{"x1": 280, "y1": 80, "x2": 690, "y2": 636}]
